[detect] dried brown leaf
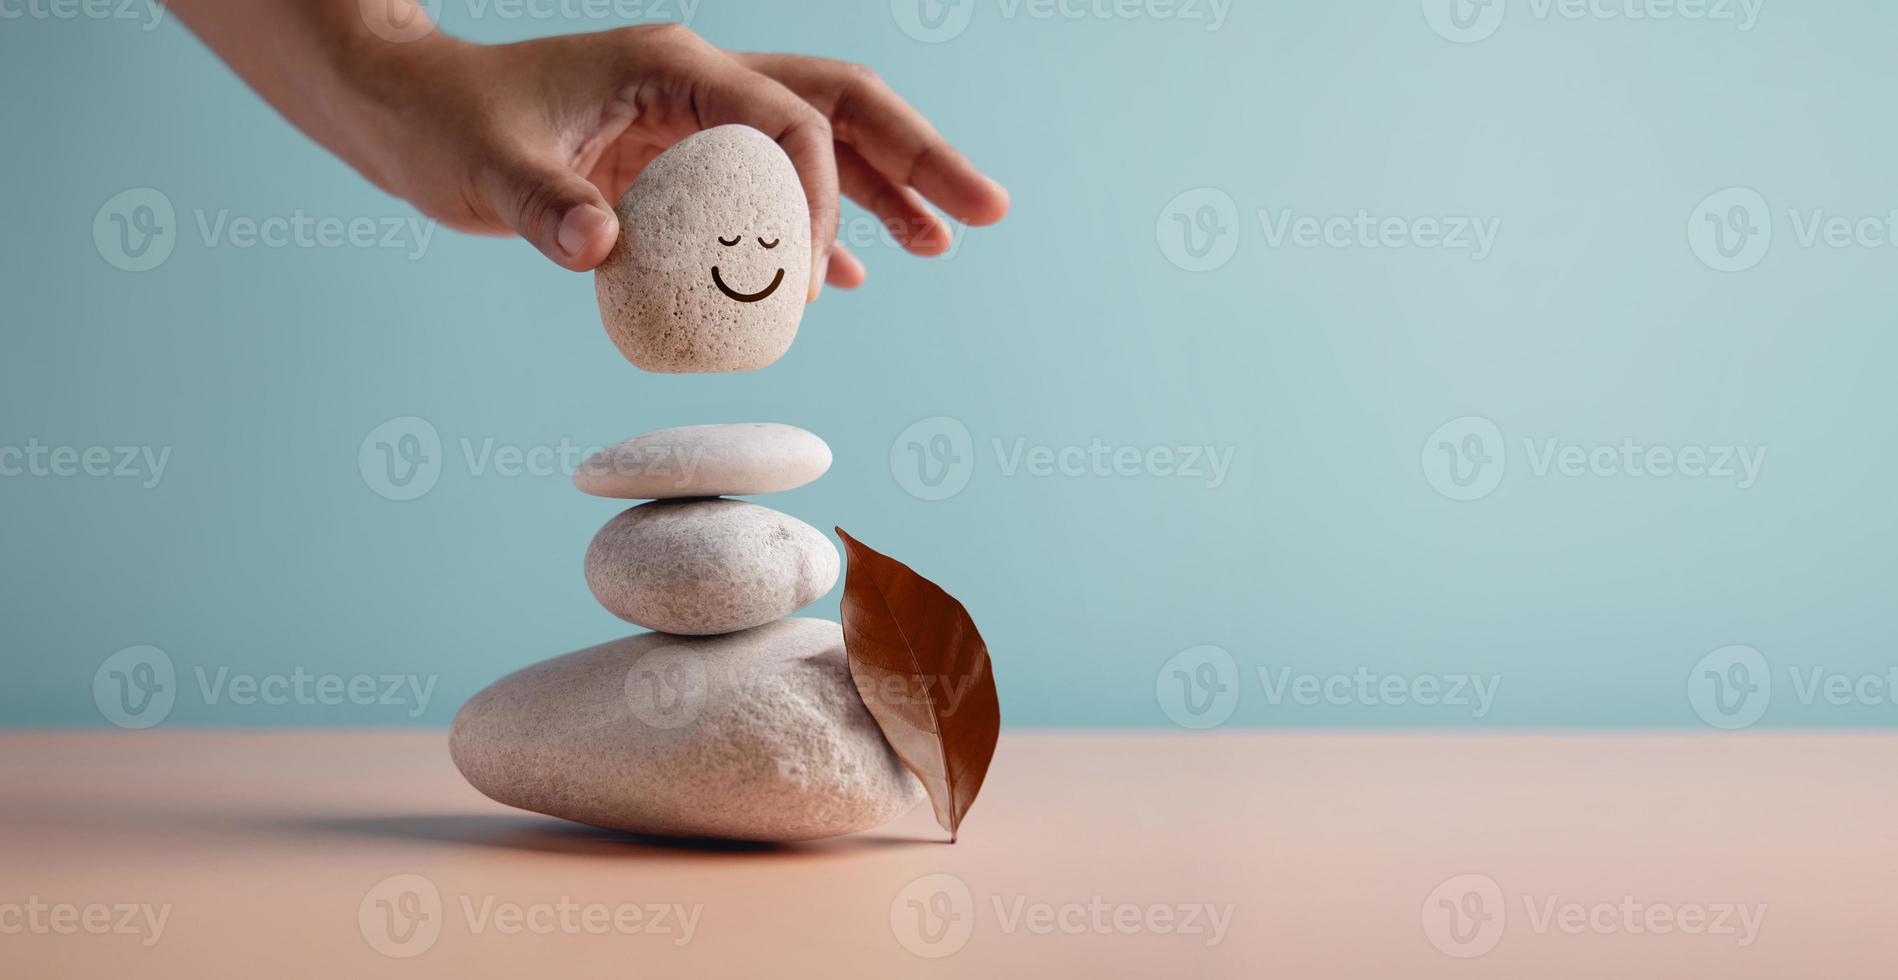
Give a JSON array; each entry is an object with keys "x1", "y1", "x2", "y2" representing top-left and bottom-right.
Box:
[{"x1": 835, "y1": 528, "x2": 1000, "y2": 842}]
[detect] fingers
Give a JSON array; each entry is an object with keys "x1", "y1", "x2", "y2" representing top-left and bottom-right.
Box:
[
  {"x1": 827, "y1": 244, "x2": 866, "y2": 289},
  {"x1": 736, "y1": 54, "x2": 1010, "y2": 228},
  {"x1": 478, "y1": 155, "x2": 619, "y2": 271},
  {"x1": 582, "y1": 143, "x2": 664, "y2": 208},
  {"x1": 836, "y1": 142, "x2": 953, "y2": 256},
  {"x1": 682, "y1": 54, "x2": 840, "y2": 301}
]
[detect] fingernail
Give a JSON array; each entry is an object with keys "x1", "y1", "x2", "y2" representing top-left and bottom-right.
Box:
[
  {"x1": 557, "y1": 204, "x2": 611, "y2": 261},
  {"x1": 809, "y1": 255, "x2": 829, "y2": 302}
]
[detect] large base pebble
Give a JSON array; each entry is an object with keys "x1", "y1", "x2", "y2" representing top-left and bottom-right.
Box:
[
  {"x1": 585, "y1": 498, "x2": 838, "y2": 635},
  {"x1": 449, "y1": 619, "x2": 925, "y2": 842}
]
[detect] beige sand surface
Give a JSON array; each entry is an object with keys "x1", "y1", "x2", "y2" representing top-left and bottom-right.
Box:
[{"x1": 1, "y1": 731, "x2": 1889, "y2": 977}]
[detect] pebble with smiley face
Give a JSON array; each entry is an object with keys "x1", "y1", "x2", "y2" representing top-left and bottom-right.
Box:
[{"x1": 596, "y1": 125, "x2": 811, "y2": 373}]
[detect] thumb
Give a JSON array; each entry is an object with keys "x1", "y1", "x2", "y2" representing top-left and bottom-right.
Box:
[{"x1": 480, "y1": 157, "x2": 618, "y2": 271}]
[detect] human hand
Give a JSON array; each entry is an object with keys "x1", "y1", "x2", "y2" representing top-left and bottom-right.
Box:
[{"x1": 171, "y1": 0, "x2": 1009, "y2": 301}]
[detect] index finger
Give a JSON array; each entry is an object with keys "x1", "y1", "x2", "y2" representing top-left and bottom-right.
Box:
[{"x1": 736, "y1": 54, "x2": 1009, "y2": 228}]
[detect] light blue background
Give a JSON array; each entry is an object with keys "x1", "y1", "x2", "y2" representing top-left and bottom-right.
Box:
[{"x1": 3, "y1": 0, "x2": 1892, "y2": 728}]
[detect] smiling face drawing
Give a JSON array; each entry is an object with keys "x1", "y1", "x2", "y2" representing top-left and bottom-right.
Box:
[
  {"x1": 710, "y1": 235, "x2": 785, "y2": 303},
  {"x1": 596, "y1": 124, "x2": 811, "y2": 373}
]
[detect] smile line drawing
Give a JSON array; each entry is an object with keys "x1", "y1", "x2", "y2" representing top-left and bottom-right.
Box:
[{"x1": 710, "y1": 266, "x2": 785, "y2": 303}]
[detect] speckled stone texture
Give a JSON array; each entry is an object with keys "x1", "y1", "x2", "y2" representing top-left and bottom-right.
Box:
[
  {"x1": 449, "y1": 618, "x2": 925, "y2": 841},
  {"x1": 585, "y1": 498, "x2": 838, "y2": 635},
  {"x1": 573, "y1": 423, "x2": 831, "y2": 500},
  {"x1": 596, "y1": 125, "x2": 810, "y2": 373}
]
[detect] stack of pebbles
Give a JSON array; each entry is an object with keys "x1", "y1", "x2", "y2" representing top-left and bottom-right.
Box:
[
  {"x1": 453, "y1": 124, "x2": 924, "y2": 842},
  {"x1": 451, "y1": 424, "x2": 925, "y2": 841}
]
